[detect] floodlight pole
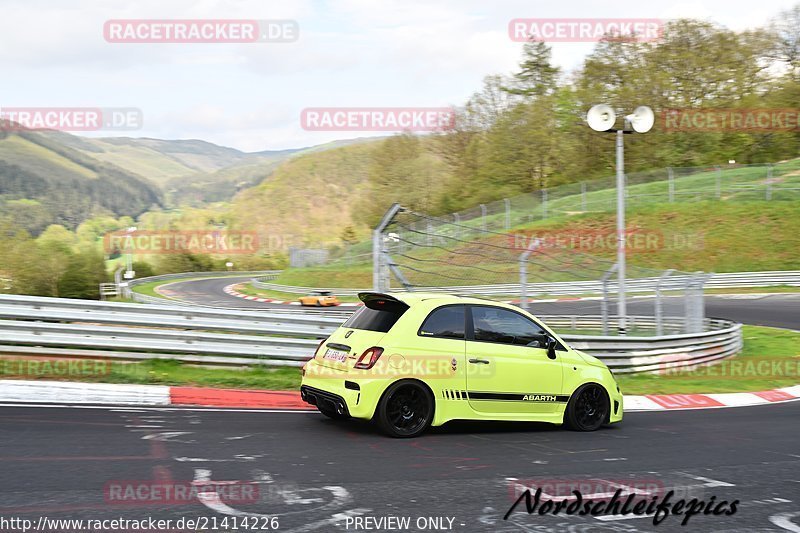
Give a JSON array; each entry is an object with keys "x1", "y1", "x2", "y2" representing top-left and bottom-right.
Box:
[{"x1": 616, "y1": 128, "x2": 627, "y2": 335}]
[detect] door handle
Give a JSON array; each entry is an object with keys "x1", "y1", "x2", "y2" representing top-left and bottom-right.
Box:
[{"x1": 469, "y1": 358, "x2": 490, "y2": 364}]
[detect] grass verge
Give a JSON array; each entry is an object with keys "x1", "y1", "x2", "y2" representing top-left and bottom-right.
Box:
[{"x1": 616, "y1": 325, "x2": 800, "y2": 394}]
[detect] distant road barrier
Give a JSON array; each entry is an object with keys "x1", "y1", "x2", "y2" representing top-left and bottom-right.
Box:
[
  {"x1": 251, "y1": 270, "x2": 800, "y2": 296},
  {"x1": 0, "y1": 294, "x2": 741, "y2": 373}
]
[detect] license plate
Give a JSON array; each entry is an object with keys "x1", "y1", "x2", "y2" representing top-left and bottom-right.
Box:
[{"x1": 323, "y1": 348, "x2": 348, "y2": 362}]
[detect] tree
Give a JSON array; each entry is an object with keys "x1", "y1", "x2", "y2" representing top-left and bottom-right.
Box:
[
  {"x1": 770, "y1": 3, "x2": 800, "y2": 79},
  {"x1": 504, "y1": 40, "x2": 560, "y2": 98}
]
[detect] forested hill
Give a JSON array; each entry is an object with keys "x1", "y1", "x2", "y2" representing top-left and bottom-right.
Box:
[{"x1": 0, "y1": 128, "x2": 163, "y2": 234}]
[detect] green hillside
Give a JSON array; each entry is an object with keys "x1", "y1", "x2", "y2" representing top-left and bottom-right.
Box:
[
  {"x1": 0, "y1": 130, "x2": 163, "y2": 234},
  {"x1": 225, "y1": 142, "x2": 381, "y2": 246}
]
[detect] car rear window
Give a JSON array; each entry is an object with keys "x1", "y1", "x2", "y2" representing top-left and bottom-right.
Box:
[{"x1": 343, "y1": 303, "x2": 407, "y2": 333}]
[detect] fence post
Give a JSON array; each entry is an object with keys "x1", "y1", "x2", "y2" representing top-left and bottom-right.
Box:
[
  {"x1": 542, "y1": 189, "x2": 548, "y2": 219},
  {"x1": 373, "y1": 203, "x2": 402, "y2": 292},
  {"x1": 668, "y1": 167, "x2": 675, "y2": 202},
  {"x1": 766, "y1": 165, "x2": 773, "y2": 200},
  {"x1": 480, "y1": 204, "x2": 487, "y2": 232},
  {"x1": 581, "y1": 182, "x2": 587, "y2": 211},
  {"x1": 504, "y1": 198, "x2": 511, "y2": 230},
  {"x1": 715, "y1": 165, "x2": 722, "y2": 200},
  {"x1": 519, "y1": 239, "x2": 542, "y2": 311},
  {"x1": 600, "y1": 264, "x2": 618, "y2": 336},
  {"x1": 684, "y1": 271, "x2": 711, "y2": 333},
  {"x1": 426, "y1": 220, "x2": 433, "y2": 246},
  {"x1": 655, "y1": 269, "x2": 674, "y2": 336}
]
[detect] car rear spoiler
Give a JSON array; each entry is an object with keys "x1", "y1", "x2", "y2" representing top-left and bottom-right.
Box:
[{"x1": 357, "y1": 292, "x2": 410, "y2": 312}]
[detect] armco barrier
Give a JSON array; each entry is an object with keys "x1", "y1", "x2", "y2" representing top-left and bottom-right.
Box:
[
  {"x1": 251, "y1": 270, "x2": 800, "y2": 296},
  {"x1": 0, "y1": 294, "x2": 742, "y2": 373}
]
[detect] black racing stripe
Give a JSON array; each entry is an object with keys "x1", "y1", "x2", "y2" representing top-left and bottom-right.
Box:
[{"x1": 466, "y1": 392, "x2": 569, "y2": 403}]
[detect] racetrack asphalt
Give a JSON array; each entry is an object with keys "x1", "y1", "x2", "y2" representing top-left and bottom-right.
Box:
[{"x1": 0, "y1": 402, "x2": 798, "y2": 532}]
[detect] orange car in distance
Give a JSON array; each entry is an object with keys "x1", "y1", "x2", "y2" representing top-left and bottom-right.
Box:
[{"x1": 298, "y1": 290, "x2": 340, "y2": 306}]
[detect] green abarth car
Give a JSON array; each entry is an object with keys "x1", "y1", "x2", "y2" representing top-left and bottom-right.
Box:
[{"x1": 300, "y1": 292, "x2": 623, "y2": 437}]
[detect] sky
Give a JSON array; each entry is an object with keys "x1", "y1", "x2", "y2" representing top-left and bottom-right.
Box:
[{"x1": 0, "y1": 0, "x2": 796, "y2": 152}]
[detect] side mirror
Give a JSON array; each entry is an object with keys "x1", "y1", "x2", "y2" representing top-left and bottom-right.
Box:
[
  {"x1": 546, "y1": 337, "x2": 557, "y2": 360},
  {"x1": 526, "y1": 334, "x2": 549, "y2": 348}
]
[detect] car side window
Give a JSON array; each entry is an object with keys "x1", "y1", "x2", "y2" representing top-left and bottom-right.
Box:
[
  {"x1": 471, "y1": 305, "x2": 546, "y2": 346},
  {"x1": 418, "y1": 305, "x2": 466, "y2": 339}
]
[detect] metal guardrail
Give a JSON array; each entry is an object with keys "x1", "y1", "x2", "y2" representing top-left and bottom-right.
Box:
[
  {"x1": 251, "y1": 270, "x2": 800, "y2": 296},
  {"x1": 0, "y1": 294, "x2": 741, "y2": 373}
]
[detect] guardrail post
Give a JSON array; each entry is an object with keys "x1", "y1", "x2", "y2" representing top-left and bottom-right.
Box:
[
  {"x1": 504, "y1": 198, "x2": 511, "y2": 230},
  {"x1": 715, "y1": 165, "x2": 722, "y2": 200},
  {"x1": 668, "y1": 167, "x2": 675, "y2": 202},
  {"x1": 480, "y1": 204, "x2": 487, "y2": 232},
  {"x1": 453, "y1": 213, "x2": 460, "y2": 240}
]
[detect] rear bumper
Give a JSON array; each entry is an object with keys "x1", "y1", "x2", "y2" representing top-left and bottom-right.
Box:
[
  {"x1": 300, "y1": 385, "x2": 350, "y2": 416},
  {"x1": 300, "y1": 359, "x2": 389, "y2": 420}
]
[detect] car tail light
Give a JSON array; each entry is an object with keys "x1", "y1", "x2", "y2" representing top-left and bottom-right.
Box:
[
  {"x1": 354, "y1": 347, "x2": 384, "y2": 370},
  {"x1": 314, "y1": 337, "x2": 327, "y2": 359}
]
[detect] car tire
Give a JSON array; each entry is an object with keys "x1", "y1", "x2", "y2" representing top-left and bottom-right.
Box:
[
  {"x1": 564, "y1": 383, "x2": 609, "y2": 431},
  {"x1": 375, "y1": 380, "x2": 434, "y2": 438},
  {"x1": 318, "y1": 403, "x2": 348, "y2": 420}
]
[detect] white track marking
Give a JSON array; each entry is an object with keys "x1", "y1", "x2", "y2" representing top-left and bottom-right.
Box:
[
  {"x1": 193, "y1": 468, "x2": 267, "y2": 517},
  {"x1": 193, "y1": 468, "x2": 357, "y2": 523},
  {"x1": 175, "y1": 454, "x2": 264, "y2": 462},
  {"x1": 676, "y1": 473, "x2": 735, "y2": 487},
  {"x1": 141, "y1": 431, "x2": 193, "y2": 442},
  {"x1": 771, "y1": 512, "x2": 800, "y2": 532}
]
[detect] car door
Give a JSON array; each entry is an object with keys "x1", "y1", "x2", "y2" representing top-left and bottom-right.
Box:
[
  {"x1": 465, "y1": 305, "x2": 564, "y2": 415},
  {"x1": 390, "y1": 304, "x2": 467, "y2": 398}
]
